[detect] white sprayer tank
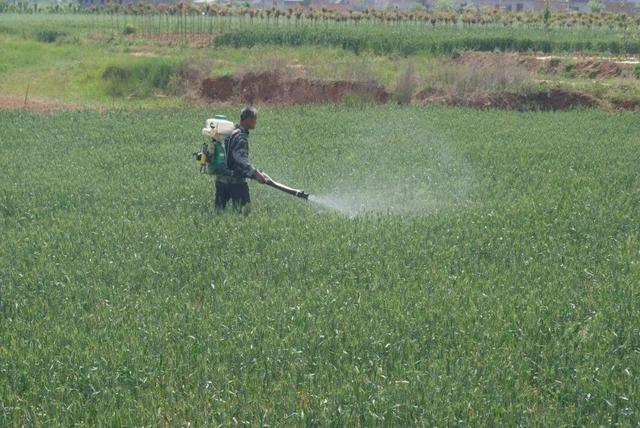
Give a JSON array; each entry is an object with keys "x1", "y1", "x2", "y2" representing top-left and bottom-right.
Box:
[{"x1": 202, "y1": 115, "x2": 235, "y2": 139}]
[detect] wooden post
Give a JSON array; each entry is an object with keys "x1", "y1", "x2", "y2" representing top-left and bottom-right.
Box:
[{"x1": 24, "y1": 83, "x2": 30, "y2": 108}]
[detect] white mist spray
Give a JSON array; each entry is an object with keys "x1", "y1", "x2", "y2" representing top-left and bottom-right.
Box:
[{"x1": 307, "y1": 131, "x2": 473, "y2": 217}]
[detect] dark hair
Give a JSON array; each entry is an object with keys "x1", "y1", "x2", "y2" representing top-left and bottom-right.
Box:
[{"x1": 240, "y1": 106, "x2": 258, "y2": 122}]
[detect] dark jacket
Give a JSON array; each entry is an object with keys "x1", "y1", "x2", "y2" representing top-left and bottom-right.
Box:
[{"x1": 217, "y1": 125, "x2": 256, "y2": 184}]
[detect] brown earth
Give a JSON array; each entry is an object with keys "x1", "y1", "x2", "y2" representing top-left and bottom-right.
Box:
[
  {"x1": 201, "y1": 72, "x2": 389, "y2": 105},
  {"x1": 454, "y1": 52, "x2": 636, "y2": 79},
  {"x1": 416, "y1": 87, "x2": 609, "y2": 111},
  {"x1": 573, "y1": 60, "x2": 623, "y2": 78},
  {"x1": 540, "y1": 58, "x2": 627, "y2": 78},
  {"x1": 611, "y1": 98, "x2": 640, "y2": 110},
  {"x1": 452, "y1": 52, "x2": 535, "y2": 70},
  {"x1": 0, "y1": 95, "x2": 77, "y2": 113}
]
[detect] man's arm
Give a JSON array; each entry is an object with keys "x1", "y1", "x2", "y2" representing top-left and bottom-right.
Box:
[{"x1": 230, "y1": 135, "x2": 257, "y2": 179}]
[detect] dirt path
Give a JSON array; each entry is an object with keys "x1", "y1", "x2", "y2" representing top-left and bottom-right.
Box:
[
  {"x1": 0, "y1": 95, "x2": 77, "y2": 113},
  {"x1": 535, "y1": 56, "x2": 639, "y2": 65}
]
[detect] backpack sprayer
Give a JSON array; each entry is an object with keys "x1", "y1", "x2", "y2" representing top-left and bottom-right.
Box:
[
  {"x1": 195, "y1": 115, "x2": 310, "y2": 200},
  {"x1": 194, "y1": 115, "x2": 235, "y2": 175}
]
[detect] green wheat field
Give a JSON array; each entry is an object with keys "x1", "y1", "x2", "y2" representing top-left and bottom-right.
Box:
[{"x1": 1, "y1": 106, "x2": 639, "y2": 425}]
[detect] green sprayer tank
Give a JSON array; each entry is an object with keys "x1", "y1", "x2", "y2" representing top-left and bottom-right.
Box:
[{"x1": 201, "y1": 115, "x2": 235, "y2": 175}]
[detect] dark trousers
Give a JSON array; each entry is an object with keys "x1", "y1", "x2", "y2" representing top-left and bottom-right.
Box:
[{"x1": 215, "y1": 181, "x2": 250, "y2": 212}]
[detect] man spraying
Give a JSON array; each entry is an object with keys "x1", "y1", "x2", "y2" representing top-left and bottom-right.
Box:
[
  {"x1": 215, "y1": 106, "x2": 268, "y2": 212},
  {"x1": 197, "y1": 106, "x2": 309, "y2": 212}
]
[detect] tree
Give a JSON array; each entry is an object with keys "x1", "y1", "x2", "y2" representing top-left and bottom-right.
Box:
[
  {"x1": 543, "y1": 0, "x2": 550, "y2": 27},
  {"x1": 587, "y1": 0, "x2": 604, "y2": 12}
]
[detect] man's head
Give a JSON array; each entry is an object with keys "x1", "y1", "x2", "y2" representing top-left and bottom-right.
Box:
[{"x1": 240, "y1": 106, "x2": 258, "y2": 130}]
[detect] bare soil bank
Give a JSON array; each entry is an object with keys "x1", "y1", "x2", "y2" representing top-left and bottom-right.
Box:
[
  {"x1": 455, "y1": 52, "x2": 638, "y2": 80},
  {"x1": 202, "y1": 72, "x2": 389, "y2": 105},
  {"x1": 200, "y1": 71, "x2": 636, "y2": 112},
  {"x1": 416, "y1": 87, "x2": 610, "y2": 111}
]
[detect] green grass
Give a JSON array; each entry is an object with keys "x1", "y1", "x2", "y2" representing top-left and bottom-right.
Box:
[
  {"x1": 1, "y1": 106, "x2": 639, "y2": 425},
  {"x1": 0, "y1": 13, "x2": 113, "y2": 37},
  {"x1": 0, "y1": 34, "x2": 192, "y2": 106}
]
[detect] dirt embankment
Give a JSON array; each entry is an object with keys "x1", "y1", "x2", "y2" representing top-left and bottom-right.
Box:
[
  {"x1": 202, "y1": 71, "x2": 630, "y2": 111},
  {"x1": 418, "y1": 52, "x2": 639, "y2": 110},
  {"x1": 3, "y1": 56, "x2": 638, "y2": 113},
  {"x1": 198, "y1": 58, "x2": 637, "y2": 111},
  {"x1": 539, "y1": 58, "x2": 630, "y2": 79},
  {"x1": 454, "y1": 52, "x2": 638, "y2": 79},
  {"x1": 201, "y1": 72, "x2": 389, "y2": 105},
  {"x1": 416, "y1": 87, "x2": 609, "y2": 111}
]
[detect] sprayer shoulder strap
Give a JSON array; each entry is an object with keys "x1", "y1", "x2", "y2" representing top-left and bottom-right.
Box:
[{"x1": 224, "y1": 128, "x2": 243, "y2": 168}]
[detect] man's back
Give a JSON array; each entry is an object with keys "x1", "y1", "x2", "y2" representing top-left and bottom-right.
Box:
[{"x1": 217, "y1": 125, "x2": 256, "y2": 185}]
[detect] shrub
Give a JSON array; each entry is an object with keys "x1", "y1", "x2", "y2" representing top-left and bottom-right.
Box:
[
  {"x1": 634, "y1": 63, "x2": 640, "y2": 79},
  {"x1": 394, "y1": 61, "x2": 419, "y2": 105},
  {"x1": 122, "y1": 25, "x2": 136, "y2": 35},
  {"x1": 34, "y1": 30, "x2": 65, "y2": 43},
  {"x1": 101, "y1": 59, "x2": 177, "y2": 98},
  {"x1": 561, "y1": 63, "x2": 577, "y2": 79},
  {"x1": 422, "y1": 55, "x2": 534, "y2": 102},
  {"x1": 102, "y1": 65, "x2": 131, "y2": 97}
]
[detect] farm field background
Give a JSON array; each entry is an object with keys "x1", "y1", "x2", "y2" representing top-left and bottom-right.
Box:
[
  {"x1": 1, "y1": 11, "x2": 640, "y2": 111},
  {"x1": 3, "y1": 12, "x2": 640, "y2": 55},
  {"x1": 1, "y1": 106, "x2": 639, "y2": 425}
]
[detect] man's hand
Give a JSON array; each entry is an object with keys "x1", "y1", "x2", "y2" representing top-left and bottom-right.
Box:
[{"x1": 254, "y1": 170, "x2": 269, "y2": 184}]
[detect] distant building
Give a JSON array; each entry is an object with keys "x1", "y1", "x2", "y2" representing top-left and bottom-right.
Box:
[
  {"x1": 451, "y1": 0, "x2": 638, "y2": 12},
  {"x1": 602, "y1": 0, "x2": 638, "y2": 13},
  {"x1": 365, "y1": 0, "x2": 422, "y2": 10},
  {"x1": 283, "y1": 0, "x2": 305, "y2": 8},
  {"x1": 81, "y1": 0, "x2": 175, "y2": 5},
  {"x1": 247, "y1": 0, "x2": 306, "y2": 7},
  {"x1": 310, "y1": 0, "x2": 362, "y2": 11},
  {"x1": 461, "y1": 0, "x2": 536, "y2": 11}
]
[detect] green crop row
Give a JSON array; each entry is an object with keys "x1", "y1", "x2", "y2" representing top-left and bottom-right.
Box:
[{"x1": 216, "y1": 23, "x2": 640, "y2": 55}]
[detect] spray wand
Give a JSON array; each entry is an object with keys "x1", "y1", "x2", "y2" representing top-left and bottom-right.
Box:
[{"x1": 258, "y1": 171, "x2": 309, "y2": 200}]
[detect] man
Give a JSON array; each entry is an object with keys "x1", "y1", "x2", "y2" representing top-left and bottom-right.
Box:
[{"x1": 215, "y1": 106, "x2": 267, "y2": 212}]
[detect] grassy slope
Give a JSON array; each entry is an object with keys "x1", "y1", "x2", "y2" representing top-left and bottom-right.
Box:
[
  {"x1": 0, "y1": 33, "x2": 433, "y2": 107},
  {"x1": 1, "y1": 106, "x2": 639, "y2": 425},
  {"x1": 0, "y1": 34, "x2": 188, "y2": 107}
]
